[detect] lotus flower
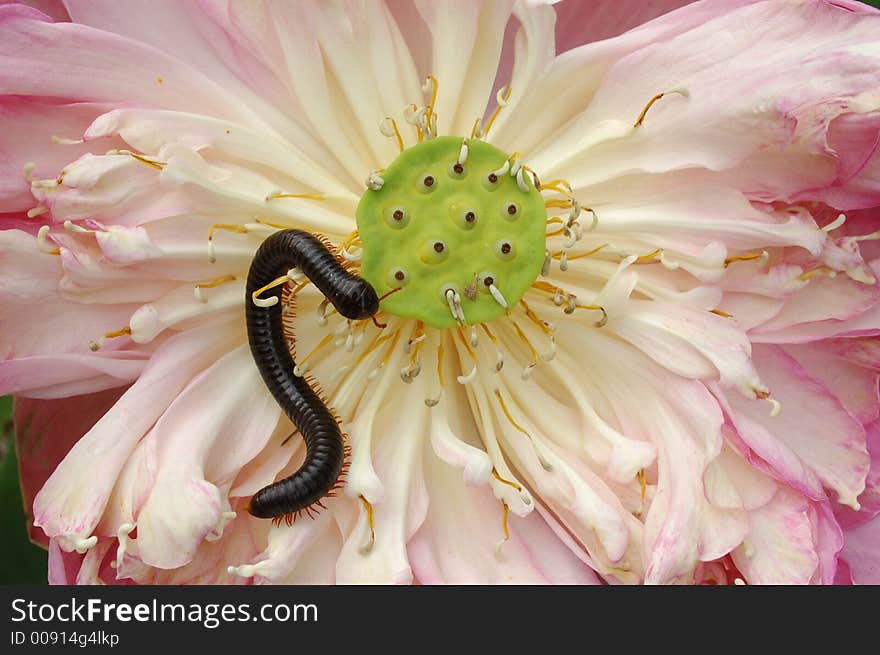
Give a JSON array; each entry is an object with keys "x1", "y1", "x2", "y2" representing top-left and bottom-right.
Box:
[{"x1": 2, "y1": 0, "x2": 879, "y2": 585}]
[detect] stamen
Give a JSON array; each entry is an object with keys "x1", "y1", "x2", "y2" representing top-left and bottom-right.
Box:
[
  {"x1": 104, "y1": 326, "x2": 132, "y2": 339},
  {"x1": 63, "y1": 220, "x2": 91, "y2": 234},
  {"x1": 293, "y1": 333, "x2": 335, "y2": 377},
  {"x1": 113, "y1": 149, "x2": 167, "y2": 170},
  {"x1": 822, "y1": 213, "x2": 846, "y2": 232},
  {"x1": 27, "y1": 205, "x2": 48, "y2": 218},
  {"x1": 710, "y1": 309, "x2": 733, "y2": 318},
  {"x1": 520, "y1": 300, "x2": 556, "y2": 361},
  {"x1": 470, "y1": 116, "x2": 483, "y2": 139},
  {"x1": 469, "y1": 326, "x2": 479, "y2": 348},
  {"x1": 482, "y1": 84, "x2": 512, "y2": 137},
  {"x1": 753, "y1": 388, "x2": 782, "y2": 417},
  {"x1": 633, "y1": 87, "x2": 689, "y2": 127},
  {"x1": 636, "y1": 468, "x2": 648, "y2": 501},
  {"x1": 511, "y1": 319, "x2": 539, "y2": 380},
  {"x1": 423, "y1": 74, "x2": 439, "y2": 135},
  {"x1": 425, "y1": 342, "x2": 445, "y2": 407},
  {"x1": 491, "y1": 467, "x2": 522, "y2": 491},
  {"x1": 480, "y1": 323, "x2": 504, "y2": 372},
  {"x1": 265, "y1": 191, "x2": 325, "y2": 202},
  {"x1": 367, "y1": 329, "x2": 400, "y2": 379},
  {"x1": 494, "y1": 501, "x2": 511, "y2": 559},
  {"x1": 357, "y1": 495, "x2": 376, "y2": 555},
  {"x1": 797, "y1": 266, "x2": 836, "y2": 281},
  {"x1": 725, "y1": 251, "x2": 769, "y2": 267},
  {"x1": 851, "y1": 230, "x2": 880, "y2": 242},
  {"x1": 379, "y1": 116, "x2": 405, "y2": 153},
  {"x1": 353, "y1": 332, "x2": 393, "y2": 375},
  {"x1": 494, "y1": 389, "x2": 553, "y2": 471},
  {"x1": 403, "y1": 103, "x2": 426, "y2": 142},
  {"x1": 634, "y1": 248, "x2": 662, "y2": 264},
  {"x1": 455, "y1": 328, "x2": 478, "y2": 385},
  {"x1": 401, "y1": 322, "x2": 425, "y2": 383},
  {"x1": 22, "y1": 162, "x2": 36, "y2": 182},
  {"x1": 207, "y1": 223, "x2": 248, "y2": 263},
  {"x1": 251, "y1": 273, "x2": 293, "y2": 308},
  {"x1": 36, "y1": 225, "x2": 60, "y2": 255},
  {"x1": 555, "y1": 242, "x2": 608, "y2": 261},
  {"x1": 194, "y1": 274, "x2": 236, "y2": 303},
  {"x1": 574, "y1": 304, "x2": 608, "y2": 328},
  {"x1": 51, "y1": 135, "x2": 84, "y2": 145},
  {"x1": 542, "y1": 249, "x2": 552, "y2": 276},
  {"x1": 515, "y1": 166, "x2": 529, "y2": 192}
]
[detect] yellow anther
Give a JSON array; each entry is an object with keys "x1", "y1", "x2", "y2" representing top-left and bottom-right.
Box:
[
  {"x1": 354, "y1": 332, "x2": 394, "y2": 368},
  {"x1": 491, "y1": 467, "x2": 522, "y2": 491},
  {"x1": 469, "y1": 116, "x2": 483, "y2": 139},
  {"x1": 455, "y1": 326, "x2": 477, "y2": 362},
  {"x1": 574, "y1": 304, "x2": 608, "y2": 328},
  {"x1": 358, "y1": 495, "x2": 376, "y2": 555},
  {"x1": 380, "y1": 329, "x2": 402, "y2": 367},
  {"x1": 265, "y1": 192, "x2": 325, "y2": 202},
  {"x1": 436, "y1": 341, "x2": 445, "y2": 389},
  {"x1": 424, "y1": 74, "x2": 439, "y2": 130},
  {"x1": 544, "y1": 198, "x2": 575, "y2": 210},
  {"x1": 797, "y1": 266, "x2": 835, "y2": 281},
  {"x1": 482, "y1": 84, "x2": 512, "y2": 137},
  {"x1": 501, "y1": 501, "x2": 510, "y2": 542},
  {"x1": 195, "y1": 274, "x2": 236, "y2": 290},
  {"x1": 251, "y1": 273, "x2": 292, "y2": 307},
  {"x1": 511, "y1": 318, "x2": 539, "y2": 371},
  {"x1": 104, "y1": 326, "x2": 132, "y2": 339},
  {"x1": 710, "y1": 309, "x2": 733, "y2": 318},
  {"x1": 254, "y1": 218, "x2": 295, "y2": 230},
  {"x1": 636, "y1": 469, "x2": 647, "y2": 501},
  {"x1": 519, "y1": 300, "x2": 554, "y2": 337},
  {"x1": 120, "y1": 150, "x2": 166, "y2": 170},
  {"x1": 634, "y1": 248, "x2": 662, "y2": 264},
  {"x1": 554, "y1": 243, "x2": 608, "y2": 261},
  {"x1": 300, "y1": 333, "x2": 335, "y2": 367},
  {"x1": 633, "y1": 89, "x2": 688, "y2": 128},
  {"x1": 724, "y1": 252, "x2": 767, "y2": 266}
]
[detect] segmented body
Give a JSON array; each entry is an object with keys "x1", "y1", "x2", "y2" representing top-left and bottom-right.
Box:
[{"x1": 245, "y1": 229, "x2": 379, "y2": 520}]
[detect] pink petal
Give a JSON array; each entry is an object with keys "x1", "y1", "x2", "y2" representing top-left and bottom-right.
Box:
[
  {"x1": 0, "y1": 98, "x2": 117, "y2": 211},
  {"x1": 408, "y1": 450, "x2": 602, "y2": 584},
  {"x1": 0, "y1": 5, "x2": 269, "y2": 126},
  {"x1": 554, "y1": 0, "x2": 697, "y2": 53},
  {"x1": 15, "y1": 387, "x2": 124, "y2": 547},
  {"x1": 841, "y1": 513, "x2": 880, "y2": 584},
  {"x1": 32, "y1": 319, "x2": 240, "y2": 551},
  {"x1": 132, "y1": 344, "x2": 279, "y2": 569},
  {"x1": 724, "y1": 345, "x2": 869, "y2": 509},
  {"x1": 731, "y1": 487, "x2": 819, "y2": 584},
  {"x1": 783, "y1": 342, "x2": 880, "y2": 426},
  {"x1": 529, "y1": 1, "x2": 880, "y2": 200}
]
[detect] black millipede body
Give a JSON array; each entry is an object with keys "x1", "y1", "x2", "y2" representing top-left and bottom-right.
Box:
[{"x1": 245, "y1": 229, "x2": 379, "y2": 520}]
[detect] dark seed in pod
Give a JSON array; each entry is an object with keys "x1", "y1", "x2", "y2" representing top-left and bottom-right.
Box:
[
  {"x1": 465, "y1": 211, "x2": 476, "y2": 223},
  {"x1": 393, "y1": 209, "x2": 404, "y2": 221},
  {"x1": 395, "y1": 270, "x2": 405, "y2": 281},
  {"x1": 488, "y1": 173, "x2": 498, "y2": 183},
  {"x1": 507, "y1": 204, "x2": 517, "y2": 215},
  {"x1": 484, "y1": 276, "x2": 495, "y2": 286},
  {"x1": 501, "y1": 242, "x2": 511, "y2": 254},
  {"x1": 424, "y1": 175, "x2": 435, "y2": 187},
  {"x1": 453, "y1": 163, "x2": 464, "y2": 174},
  {"x1": 434, "y1": 241, "x2": 445, "y2": 253}
]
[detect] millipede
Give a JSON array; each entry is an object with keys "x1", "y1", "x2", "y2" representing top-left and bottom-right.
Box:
[{"x1": 245, "y1": 229, "x2": 380, "y2": 523}]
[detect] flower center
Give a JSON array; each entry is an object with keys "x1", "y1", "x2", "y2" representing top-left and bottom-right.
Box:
[{"x1": 355, "y1": 136, "x2": 548, "y2": 328}]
